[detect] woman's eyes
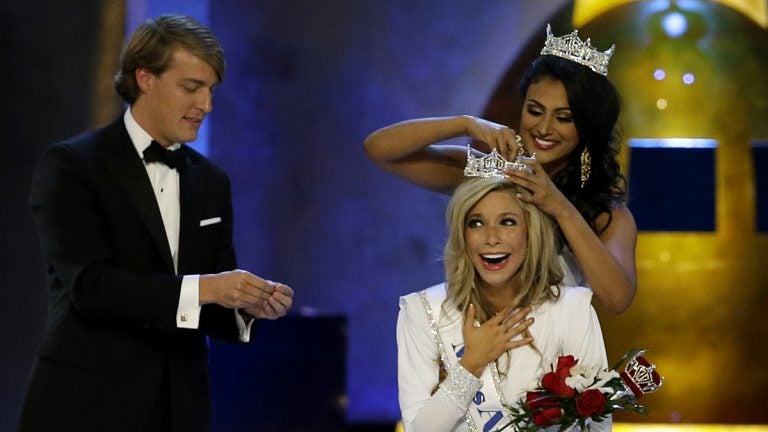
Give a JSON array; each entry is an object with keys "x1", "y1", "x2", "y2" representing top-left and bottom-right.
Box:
[
  {"x1": 467, "y1": 218, "x2": 483, "y2": 228},
  {"x1": 526, "y1": 107, "x2": 573, "y2": 123},
  {"x1": 467, "y1": 218, "x2": 517, "y2": 228},
  {"x1": 501, "y1": 218, "x2": 517, "y2": 226},
  {"x1": 526, "y1": 107, "x2": 543, "y2": 116}
]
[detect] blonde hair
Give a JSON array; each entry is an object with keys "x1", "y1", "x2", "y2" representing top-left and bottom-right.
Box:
[{"x1": 443, "y1": 177, "x2": 563, "y2": 324}]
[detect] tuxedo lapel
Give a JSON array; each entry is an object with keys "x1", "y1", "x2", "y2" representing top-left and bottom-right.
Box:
[{"x1": 96, "y1": 119, "x2": 176, "y2": 273}]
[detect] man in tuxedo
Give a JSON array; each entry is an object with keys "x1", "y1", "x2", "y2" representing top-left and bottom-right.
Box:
[{"x1": 18, "y1": 15, "x2": 294, "y2": 432}]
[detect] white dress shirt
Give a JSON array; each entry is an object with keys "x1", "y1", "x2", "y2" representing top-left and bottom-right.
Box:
[
  {"x1": 124, "y1": 110, "x2": 253, "y2": 340},
  {"x1": 124, "y1": 109, "x2": 203, "y2": 329}
]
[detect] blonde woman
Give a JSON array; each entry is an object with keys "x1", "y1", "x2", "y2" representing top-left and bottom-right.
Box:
[{"x1": 397, "y1": 177, "x2": 609, "y2": 431}]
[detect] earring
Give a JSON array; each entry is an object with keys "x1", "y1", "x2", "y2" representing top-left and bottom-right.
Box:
[
  {"x1": 515, "y1": 135, "x2": 526, "y2": 157},
  {"x1": 580, "y1": 147, "x2": 591, "y2": 188}
]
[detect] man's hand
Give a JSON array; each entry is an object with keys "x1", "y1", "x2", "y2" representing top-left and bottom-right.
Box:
[
  {"x1": 243, "y1": 282, "x2": 294, "y2": 320},
  {"x1": 199, "y1": 270, "x2": 279, "y2": 309}
]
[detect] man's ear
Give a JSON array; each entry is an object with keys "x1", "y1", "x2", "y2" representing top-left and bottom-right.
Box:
[{"x1": 135, "y1": 68, "x2": 154, "y2": 93}]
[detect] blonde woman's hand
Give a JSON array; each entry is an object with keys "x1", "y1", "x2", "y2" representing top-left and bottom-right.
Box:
[
  {"x1": 459, "y1": 304, "x2": 534, "y2": 378},
  {"x1": 463, "y1": 116, "x2": 520, "y2": 161}
]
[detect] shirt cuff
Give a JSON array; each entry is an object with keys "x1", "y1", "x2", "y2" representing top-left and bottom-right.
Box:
[
  {"x1": 176, "y1": 274, "x2": 202, "y2": 328},
  {"x1": 235, "y1": 309, "x2": 255, "y2": 342},
  {"x1": 438, "y1": 363, "x2": 484, "y2": 407}
]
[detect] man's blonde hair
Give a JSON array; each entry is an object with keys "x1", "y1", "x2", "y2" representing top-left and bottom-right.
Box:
[{"x1": 114, "y1": 15, "x2": 225, "y2": 104}]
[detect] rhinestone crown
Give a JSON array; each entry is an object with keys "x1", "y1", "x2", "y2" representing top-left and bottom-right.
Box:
[
  {"x1": 619, "y1": 349, "x2": 664, "y2": 398},
  {"x1": 540, "y1": 24, "x2": 615, "y2": 76},
  {"x1": 464, "y1": 147, "x2": 533, "y2": 178}
]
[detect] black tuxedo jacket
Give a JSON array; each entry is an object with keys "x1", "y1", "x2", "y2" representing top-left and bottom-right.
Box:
[{"x1": 19, "y1": 115, "x2": 243, "y2": 432}]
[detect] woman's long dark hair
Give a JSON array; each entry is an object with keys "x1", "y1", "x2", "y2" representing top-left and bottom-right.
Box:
[{"x1": 519, "y1": 55, "x2": 627, "y2": 233}]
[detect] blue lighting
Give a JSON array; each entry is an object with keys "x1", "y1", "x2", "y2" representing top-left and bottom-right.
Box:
[
  {"x1": 662, "y1": 11, "x2": 688, "y2": 38},
  {"x1": 682, "y1": 72, "x2": 695, "y2": 85},
  {"x1": 654, "y1": 69, "x2": 666, "y2": 80},
  {"x1": 630, "y1": 138, "x2": 717, "y2": 149},
  {"x1": 641, "y1": 0, "x2": 672, "y2": 14}
]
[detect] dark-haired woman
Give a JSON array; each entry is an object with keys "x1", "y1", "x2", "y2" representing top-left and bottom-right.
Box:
[{"x1": 365, "y1": 48, "x2": 636, "y2": 314}]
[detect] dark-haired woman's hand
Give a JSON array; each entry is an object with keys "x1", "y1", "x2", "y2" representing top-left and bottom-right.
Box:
[
  {"x1": 505, "y1": 158, "x2": 576, "y2": 221},
  {"x1": 463, "y1": 116, "x2": 521, "y2": 161},
  {"x1": 459, "y1": 304, "x2": 533, "y2": 378}
]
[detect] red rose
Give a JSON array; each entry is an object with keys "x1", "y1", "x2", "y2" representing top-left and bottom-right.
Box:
[
  {"x1": 525, "y1": 391, "x2": 562, "y2": 426},
  {"x1": 532, "y1": 406, "x2": 562, "y2": 426},
  {"x1": 576, "y1": 388, "x2": 606, "y2": 417},
  {"x1": 540, "y1": 372, "x2": 562, "y2": 394},
  {"x1": 541, "y1": 355, "x2": 577, "y2": 397},
  {"x1": 555, "y1": 355, "x2": 578, "y2": 375},
  {"x1": 525, "y1": 391, "x2": 555, "y2": 410}
]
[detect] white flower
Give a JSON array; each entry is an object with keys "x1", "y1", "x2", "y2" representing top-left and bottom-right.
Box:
[
  {"x1": 564, "y1": 363, "x2": 602, "y2": 392},
  {"x1": 565, "y1": 374, "x2": 592, "y2": 392},
  {"x1": 590, "y1": 369, "x2": 620, "y2": 392},
  {"x1": 571, "y1": 363, "x2": 600, "y2": 380}
]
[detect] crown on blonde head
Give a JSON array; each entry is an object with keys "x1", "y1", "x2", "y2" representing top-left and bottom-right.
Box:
[
  {"x1": 540, "y1": 24, "x2": 615, "y2": 76},
  {"x1": 464, "y1": 147, "x2": 533, "y2": 178}
]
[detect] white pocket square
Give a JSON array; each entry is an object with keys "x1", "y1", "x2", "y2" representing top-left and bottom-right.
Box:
[{"x1": 199, "y1": 217, "x2": 222, "y2": 227}]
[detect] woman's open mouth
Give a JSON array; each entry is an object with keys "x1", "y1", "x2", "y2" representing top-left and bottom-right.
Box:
[{"x1": 480, "y1": 253, "x2": 510, "y2": 270}]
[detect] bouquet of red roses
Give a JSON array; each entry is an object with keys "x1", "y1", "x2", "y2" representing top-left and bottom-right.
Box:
[{"x1": 503, "y1": 348, "x2": 663, "y2": 431}]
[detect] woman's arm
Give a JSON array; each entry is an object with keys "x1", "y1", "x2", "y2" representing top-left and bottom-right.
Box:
[
  {"x1": 553, "y1": 200, "x2": 637, "y2": 314},
  {"x1": 363, "y1": 116, "x2": 520, "y2": 195},
  {"x1": 565, "y1": 205, "x2": 637, "y2": 314},
  {"x1": 397, "y1": 293, "x2": 478, "y2": 432},
  {"x1": 396, "y1": 294, "x2": 534, "y2": 431},
  {"x1": 545, "y1": 200, "x2": 636, "y2": 314},
  {"x1": 508, "y1": 163, "x2": 638, "y2": 314}
]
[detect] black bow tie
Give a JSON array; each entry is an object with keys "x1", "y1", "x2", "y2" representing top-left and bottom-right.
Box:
[{"x1": 143, "y1": 141, "x2": 187, "y2": 170}]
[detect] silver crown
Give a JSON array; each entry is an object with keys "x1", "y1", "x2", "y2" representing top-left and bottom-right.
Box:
[
  {"x1": 464, "y1": 147, "x2": 534, "y2": 178},
  {"x1": 540, "y1": 24, "x2": 615, "y2": 76},
  {"x1": 618, "y1": 349, "x2": 663, "y2": 399}
]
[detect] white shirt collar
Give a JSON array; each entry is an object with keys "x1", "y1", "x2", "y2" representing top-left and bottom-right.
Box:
[{"x1": 123, "y1": 109, "x2": 181, "y2": 159}]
